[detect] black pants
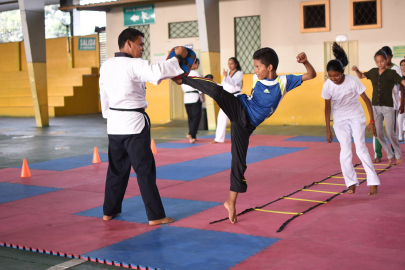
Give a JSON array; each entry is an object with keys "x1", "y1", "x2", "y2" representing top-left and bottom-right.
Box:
[
  {"x1": 103, "y1": 117, "x2": 166, "y2": 221},
  {"x1": 185, "y1": 100, "x2": 202, "y2": 139},
  {"x1": 182, "y1": 76, "x2": 256, "y2": 193}
]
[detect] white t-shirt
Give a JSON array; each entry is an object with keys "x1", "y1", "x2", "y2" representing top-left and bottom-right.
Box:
[
  {"x1": 321, "y1": 75, "x2": 366, "y2": 123},
  {"x1": 221, "y1": 70, "x2": 243, "y2": 95},
  {"x1": 181, "y1": 70, "x2": 202, "y2": 104},
  {"x1": 390, "y1": 64, "x2": 402, "y2": 110}
]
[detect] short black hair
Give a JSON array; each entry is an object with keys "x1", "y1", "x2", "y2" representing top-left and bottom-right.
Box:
[
  {"x1": 204, "y1": 74, "x2": 214, "y2": 80},
  {"x1": 253, "y1": 48, "x2": 279, "y2": 70},
  {"x1": 195, "y1": 58, "x2": 200, "y2": 65},
  {"x1": 400, "y1": 59, "x2": 405, "y2": 66},
  {"x1": 327, "y1": 42, "x2": 349, "y2": 73},
  {"x1": 381, "y1": 46, "x2": 393, "y2": 57},
  {"x1": 375, "y1": 49, "x2": 387, "y2": 60},
  {"x1": 118, "y1": 28, "x2": 144, "y2": 49}
]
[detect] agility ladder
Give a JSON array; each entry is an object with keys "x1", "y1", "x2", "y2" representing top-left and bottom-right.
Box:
[{"x1": 210, "y1": 163, "x2": 393, "y2": 232}]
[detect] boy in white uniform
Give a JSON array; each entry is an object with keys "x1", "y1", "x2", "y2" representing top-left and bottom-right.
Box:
[{"x1": 322, "y1": 43, "x2": 380, "y2": 196}]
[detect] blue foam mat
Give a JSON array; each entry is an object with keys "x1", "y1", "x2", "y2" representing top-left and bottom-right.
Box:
[
  {"x1": 83, "y1": 226, "x2": 279, "y2": 270},
  {"x1": 131, "y1": 146, "x2": 307, "y2": 181},
  {"x1": 0, "y1": 183, "x2": 61, "y2": 204},
  {"x1": 156, "y1": 143, "x2": 204, "y2": 149},
  {"x1": 75, "y1": 196, "x2": 221, "y2": 224},
  {"x1": 21, "y1": 153, "x2": 109, "y2": 171},
  {"x1": 198, "y1": 134, "x2": 231, "y2": 139},
  {"x1": 285, "y1": 136, "x2": 374, "y2": 143}
]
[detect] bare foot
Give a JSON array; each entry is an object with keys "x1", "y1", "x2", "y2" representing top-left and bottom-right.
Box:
[
  {"x1": 373, "y1": 157, "x2": 381, "y2": 163},
  {"x1": 396, "y1": 158, "x2": 403, "y2": 166},
  {"x1": 347, "y1": 184, "x2": 356, "y2": 194},
  {"x1": 103, "y1": 213, "x2": 120, "y2": 221},
  {"x1": 388, "y1": 158, "x2": 395, "y2": 166},
  {"x1": 149, "y1": 217, "x2": 174, "y2": 226},
  {"x1": 186, "y1": 134, "x2": 191, "y2": 139},
  {"x1": 368, "y1": 185, "x2": 378, "y2": 196},
  {"x1": 189, "y1": 138, "x2": 196, "y2": 144},
  {"x1": 224, "y1": 200, "x2": 237, "y2": 224},
  {"x1": 210, "y1": 140, "x2": 218, "y2": 144}
]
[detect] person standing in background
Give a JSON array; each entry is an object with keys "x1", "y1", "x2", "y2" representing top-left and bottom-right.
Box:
[
  {"x1": 182, "y1": 59, "x2": 205, "y2": 143},
  {"x1": 212, "y1": 57, "x2": 243, "y2": 144},
  {"x1": 398, "y1": 59, "x2": 405, "y2": 141}
]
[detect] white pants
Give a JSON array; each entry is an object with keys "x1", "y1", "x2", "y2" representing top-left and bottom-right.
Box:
[
  {"x1": 398, "y1": 111, "x2": 405, "y2": 140},
  {"x1": 214, "y1": 109, "x2": 229, "y2": 143},
  {"x1": 333, "y1": 117, "x2": 380, "y2": 187}
]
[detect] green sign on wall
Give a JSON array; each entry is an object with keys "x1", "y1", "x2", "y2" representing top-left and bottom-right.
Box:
[
  {"x1": 78, "y1": 37, "x2": 96, "y2": 51},
  {"x1": 124, "y1": 5, "x2": 155, "y2": 26},
  {"x1": 393, "y1": 46, "x2": 405, "y2": 58}
]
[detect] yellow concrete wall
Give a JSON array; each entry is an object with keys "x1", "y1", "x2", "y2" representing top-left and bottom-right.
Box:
[
  {"x1": 0, "y1": 36, "x2": 100, "y2": 117},
  {"x1": 145, "y1": 81, "x2": 171, "y2": 124}
]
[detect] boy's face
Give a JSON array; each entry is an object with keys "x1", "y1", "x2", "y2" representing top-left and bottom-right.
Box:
[
  {"x1": 386, "y1": 55, "x2": 392, "y2": 65},
  {"x1": 254, "y1": 59, "x2": 272, "y2": 80},
  {"x1": 127, "y1": 35, "x2": 144, "y2": 58},
  {"x1": 375, "y1": 55, "x2": 387, "y2": 70}
]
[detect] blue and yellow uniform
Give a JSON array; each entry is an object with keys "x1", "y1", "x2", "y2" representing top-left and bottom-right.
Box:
[
  {"x1": 181, "y1": 74, "x2": 302, "y2": 193},
  {"x1": 238, "y1": 74, "x2": 303, "y2": 126}
]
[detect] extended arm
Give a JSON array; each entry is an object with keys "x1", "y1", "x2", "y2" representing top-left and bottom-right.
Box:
[
  {"x1": 351, "y1": 66, "x2": 366, "y2": 79},
  {"x1": 400, "y1": 81, "x2": 405, "y2": 114},
  {"x1": 296, "y1": 52, "x2": 316, "y2": 82},
  {"x1": 360, "y1": 92, "x2": 377, "y2": 137},
  {"x1": 324, "y1": 99, "x2": 333, "y2": 143}
]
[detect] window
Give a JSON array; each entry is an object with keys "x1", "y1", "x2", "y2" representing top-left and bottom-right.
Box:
[
  {"x1": 130, "y1": 25, "x2": 150, "y2": 62},
  {"x1": 300, "y1": 0, "x2": 330, "y2": 33},
  {"x1": 350, "y1": 0, "x2": 381, "y2": 30},
  {"x1": 234, "y1": 16, "x2": 261, "y2": 74},
  {"x1": 169, "y1": 21, "x2": 199, "y2": 39}
]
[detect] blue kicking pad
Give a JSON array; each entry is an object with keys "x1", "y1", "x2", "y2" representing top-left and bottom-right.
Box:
[
  {"x1": 167, "y1": 46, "x2": 196, "y2": 79},
  {"x1": 82, "y1": 226, "x2": 279, "y2": 270},
  {"x1": 131, "y1": 146, "x2": 306, "y2": 181},
  {"x1": 75, "y1": 196, "x2": 221, "y2": 224},
  {"x1": 19, "y1": 153, "x2": 109, "y2": 171},
  {"x1": 0, "y1": 183, "x2": 61, "y2": 204},
  {"x1": 156, "y1": 143, "x2": 203, "y2": 149},
  {"x1": 285, "y1": 136, "x2": 374, "y2": 143}
]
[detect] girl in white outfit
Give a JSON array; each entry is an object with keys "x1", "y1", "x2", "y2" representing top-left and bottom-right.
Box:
[
  {"x1": 212, "y1": 57, "x2": 243, "y2": 143},
  {"x1": 322, "y1": 43, "x2": 380, "y2": 196},
  {"x1": 398, "y1": 59, "x2": 405, "y2": 141}
]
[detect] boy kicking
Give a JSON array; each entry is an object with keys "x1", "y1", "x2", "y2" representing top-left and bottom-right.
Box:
[{"x1": 173, "y1": 48, "x2": 316, "y2": 223}]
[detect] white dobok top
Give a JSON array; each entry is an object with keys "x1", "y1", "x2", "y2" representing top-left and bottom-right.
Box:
[{"x1": 100, "y1": 53, "x2": 183, "y2": 135}]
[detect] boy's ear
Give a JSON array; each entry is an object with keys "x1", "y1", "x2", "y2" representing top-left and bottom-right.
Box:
[{"x1": 267, "y1": 64, "x2": 273, "y2": 72}]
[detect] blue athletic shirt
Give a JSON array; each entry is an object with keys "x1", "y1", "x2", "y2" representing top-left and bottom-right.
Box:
[{"x1": 238, "y1": 74, "x2": 303, "y2": 126}]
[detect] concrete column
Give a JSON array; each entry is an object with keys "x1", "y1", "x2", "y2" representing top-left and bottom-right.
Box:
[
  {"x1": 196, "y1": 0, "x2": 220, "y2": 130},
  {"x1": 19, "y1": 0, "x2": 49, "y2": 127}
]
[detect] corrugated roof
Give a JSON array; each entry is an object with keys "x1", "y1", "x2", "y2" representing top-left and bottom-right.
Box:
[{"x1": 59, "y1": 0, "x2": 179, "y2": 11}]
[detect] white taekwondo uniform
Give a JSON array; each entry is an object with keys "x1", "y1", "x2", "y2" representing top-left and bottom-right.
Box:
[
  {"x1": 99, "y1": 52, "x2": 183, "y2": 221},
  {"x1": 321, "y1": 74, "x2": 380, "y2": 188}
]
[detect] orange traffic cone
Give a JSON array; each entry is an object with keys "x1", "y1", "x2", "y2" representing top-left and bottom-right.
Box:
[
  {"x1": 151, "y1": 139, "x2": 157, "y2": 154},
  {"x1": 21, "y1": 159, "x2": 31, "y2": 178},
  {"x1": 92, "y1": 147, "x2": 101, "y2": 163}
]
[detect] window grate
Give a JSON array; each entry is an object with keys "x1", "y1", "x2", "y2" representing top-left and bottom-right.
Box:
[
  {"x1": 130, "y1": 25, "x2": 150, "y2": 62},
  {"x1": 353, "y1": 1, "x2": 377, "y2": 26},
  {"x1": 169, "y1": 21, "x2": 199, "y2": 39},
  {"x1": 234, "y1": 16, "x2": 261, "y2": 74},
  {"x1": 303, "y1": 4, "x2": 326, "y2": 28}
]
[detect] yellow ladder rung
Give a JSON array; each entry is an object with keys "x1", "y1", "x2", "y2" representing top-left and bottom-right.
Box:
[
  {"x1": 372, "y1": 164, "x2": 392, "y2": 166},
  {"x1": 301, "y1": 189, "x2": 343, "y2": 194},
  {"x1": 316, "y1": 182, "x2": 346, "y2": 186},
  {"x1": 254, "y1": 208, "x2": 302, "y2": 215},
  {"x1": 330, "y1": 176, "x2": 366, "y2": 180},
  {"x1": 282, "y1": 197, "x2": 327, "y2": 203},
  {"x1": 355, "y1": 168, "x2": 387, "y2": 171}
]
